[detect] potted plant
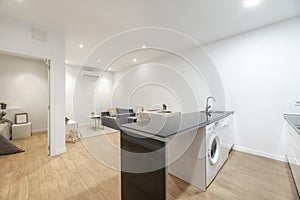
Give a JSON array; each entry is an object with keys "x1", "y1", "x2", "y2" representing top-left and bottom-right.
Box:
[
  {"x1": 162, "y1": 104, "x2": 167, "y2": 111},
  {"x1": 65, "y1": 117, "x2": 70, "y2": 124},
  {"x1": 0, "y1": 102, "x2": 7, "y2": 110}
]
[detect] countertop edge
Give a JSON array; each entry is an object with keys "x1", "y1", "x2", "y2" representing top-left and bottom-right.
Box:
[
  {"x1": 121, "y1": 111, "x2": 234, "y2": 141},
  {"x1": 284, "y1": 114, "x2": 300, "y2": 136}
]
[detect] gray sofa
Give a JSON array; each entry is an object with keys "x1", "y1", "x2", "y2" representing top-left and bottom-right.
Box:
[{"x1": 101, "y1": 108, "x2": 135, "y2": 130}]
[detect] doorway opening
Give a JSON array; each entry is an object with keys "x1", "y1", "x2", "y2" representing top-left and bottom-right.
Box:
[{"x1": 0, "y1": 50, "x2": 51, "y2": 155}]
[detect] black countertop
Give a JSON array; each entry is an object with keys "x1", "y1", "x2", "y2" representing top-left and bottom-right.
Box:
[
  {"x1": 284, "y1": 114, "x2": 300, "y2": 135},
  {"x1": 121, "y1": 111, "x2": 234, "y2": 139}
]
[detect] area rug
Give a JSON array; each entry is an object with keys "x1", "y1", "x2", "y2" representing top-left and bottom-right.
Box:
[
  {"x1": 79, "y1": 125, "x2": 119, "y2": 139},
  {"x1": 82, "y1": 131, "x2": 120, "y2": 170}
]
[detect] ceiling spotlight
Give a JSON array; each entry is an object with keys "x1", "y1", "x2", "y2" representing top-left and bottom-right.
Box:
[
  {"x1": 65, "y1": 60, "x2": 69, "y2": 64},
  {"x1": 97, "y1": 59, "x2": 101, "y2": 63},
  {"x1": 244, "y1": 0, "x2": 262, "y2": 7},
  {"x1": 133, "y1": 58, "x2": 137, "y2": 63},
  {"x1": 79, "y1": 44, "x2": 84, "y2": 48},
  {"x1": 108, "y1": 68, "x2": 112, "y2": 71},
  {"x1": 142, "y1": 45, "x2": 146, "y2": 49}
]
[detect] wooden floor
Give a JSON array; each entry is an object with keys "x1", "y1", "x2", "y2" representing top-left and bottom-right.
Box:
[{"x1": 0, "y1": 132, "x2": 298, "y2": 200}]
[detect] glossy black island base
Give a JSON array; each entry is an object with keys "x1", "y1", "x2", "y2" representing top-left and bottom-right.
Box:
[
  {"x1": 120, "y1": 111, "x2": 233, "y2": 200},
  {"x1": 121, "y1": 132, "x2": 167, "y2": 200}
]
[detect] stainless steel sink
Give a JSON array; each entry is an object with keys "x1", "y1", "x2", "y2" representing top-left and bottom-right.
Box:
[
  {"x1": 147, "y1": 109, "x2": 160, "y2": 112},
  {"x1": 200, "y1": 111, "x2": 226, "y2": 114},
  {"x1": 294, "y1": 124, "x2": 300, "y2": 130},
  {"x1": 158, "y1": 110, "x2": 172, "y2": 114}
]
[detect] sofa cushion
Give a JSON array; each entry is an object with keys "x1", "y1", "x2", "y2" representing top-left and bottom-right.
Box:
[
  {"x1": 117, "y1": 108, "x2": 134, "y2": 114},
  {"x1": 103, "y1": 116, "x2": 116, "y2": 119},
  {"x1": 108, "y1": 108, "x2": 117, "y2": 117}
]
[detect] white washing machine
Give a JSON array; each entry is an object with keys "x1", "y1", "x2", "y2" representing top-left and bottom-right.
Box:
[
  {"x1": 206, "y1": 117, "x2": 229, "y2": 187},
  {"x1": 168, "y1": 116, "x2": 233, "y2": 191}
]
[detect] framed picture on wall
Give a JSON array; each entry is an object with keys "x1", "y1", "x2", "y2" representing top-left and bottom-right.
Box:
[{"x1": 15, "y1": 113, "x2": 28, "y2": 124}]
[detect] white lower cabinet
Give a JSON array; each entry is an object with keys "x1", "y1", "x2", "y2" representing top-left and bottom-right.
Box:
[
  {"x1": 220, "y1": 115, "x2": 235, "y2": 156},
  {"x1": 285, "y1": 121, "x2": 300, "y2": 195}
]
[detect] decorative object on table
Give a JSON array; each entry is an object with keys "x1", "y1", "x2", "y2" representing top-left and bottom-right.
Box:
[
  {"x1": 0, "y1": 111, "x2": 13, "y2": 126},
  {"x1": 136, "y1": 105, "x2": 144, "y2": 112},
  {"x1": 136, "y1": 106, "x2": 144, "y2": 120},
  {"x1": 15, "y1": 113, "x2": 28, "y2": 124},
  {"x1": 0, "y1": 134, "x2": 25, "y2": 156},
  {"x1": 162, "y1": 104, "x2": 167, "y2": 111},
  {"x1": 65, "y1": 117, "x2": 70, "y2": 124},
  {"x1": 0, "y1": 102, "x2": 7, "y2": 110}
]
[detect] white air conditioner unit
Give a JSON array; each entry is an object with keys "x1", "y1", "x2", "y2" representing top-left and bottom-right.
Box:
[{"x1": 81, "y1": 69, "x2": 101, "y2": 77}]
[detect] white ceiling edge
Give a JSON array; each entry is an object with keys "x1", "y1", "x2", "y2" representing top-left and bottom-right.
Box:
[
  {"x1": 0, "y1": 49, "x2": 46, "y2": 61},
  {"x1": 203, "y1": 14, "x2": 300, "y2": 45}
]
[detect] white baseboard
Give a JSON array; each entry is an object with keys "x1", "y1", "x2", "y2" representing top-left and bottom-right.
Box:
[
  {"x1": 233, "y1": 145, "x2": 287, "y2": 163},
  {"x1": 32, "y1": 128, "x2": 48, "y2": 134},
  {"x1": 50, "y1": 147, "x2": 66, "y2": 156}
]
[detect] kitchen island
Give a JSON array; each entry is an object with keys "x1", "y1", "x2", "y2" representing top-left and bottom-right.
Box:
[{"x1": 120, "y1": 111, "x2": 234, "y2": 200}]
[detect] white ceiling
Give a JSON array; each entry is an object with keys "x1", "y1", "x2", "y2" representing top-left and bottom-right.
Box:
[
  {"x1": 0, "y1": 0, "x2": 300, "y2": 67},
  {"x1": 109, "y1": 49, "x2": 170, "y2": 72}
]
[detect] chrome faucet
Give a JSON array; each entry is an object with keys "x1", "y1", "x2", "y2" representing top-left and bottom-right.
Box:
[{"x1": 205, "y1": 96, "x2": 215, "y2": 113}]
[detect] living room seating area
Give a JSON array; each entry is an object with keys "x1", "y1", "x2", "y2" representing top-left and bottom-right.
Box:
[{"x1": 101, "y1": 108, "x2": 135, "y2": 130}]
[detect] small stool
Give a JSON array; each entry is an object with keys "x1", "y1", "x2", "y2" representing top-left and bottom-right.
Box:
[{"x1": 12, "y1": 122, "x2": 32, "y2": 139}]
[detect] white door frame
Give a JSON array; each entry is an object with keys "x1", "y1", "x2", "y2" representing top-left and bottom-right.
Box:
[
  {"x1": 45, "y1": 59, "x2": 51, "y2": 155},
  {"x1": 0, "y1": 50, "x2": 52, "y2": 155}
]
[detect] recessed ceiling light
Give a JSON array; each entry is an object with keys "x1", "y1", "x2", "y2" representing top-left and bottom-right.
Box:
[
  {"x1": 133, "y1": 58, "x2": 137, "y2": 63},
  {"x1": 97, "y1": 59, "x2": 101, "y2": 63},
  {"x1": 79, "y1": 44, "x2": 84, "y2": 48},
  {"x1": 244, "y1": 0, "x2": 262, "y2": 7},
  {"x1": 65, "y1": 60, "x2": 69, "y2": 64},
  {"x1": 142, "y1": 45, "x2": 146, "y2": 49},
  {"x1": 108, "y1": 68, "x2": 112, "y2": 71}
]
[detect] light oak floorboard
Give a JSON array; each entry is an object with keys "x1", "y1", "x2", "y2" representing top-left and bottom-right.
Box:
[{"x1": 0, "y1": 132, "x2": 298, "y2": 200}]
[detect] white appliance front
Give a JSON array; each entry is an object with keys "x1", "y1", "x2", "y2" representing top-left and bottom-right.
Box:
[
  {"x1": 206, "y1": 122, "x2": 221, "y2": 186},
  {"x1": 206, "y1": 118, "x2": 230, "y2": 187}
]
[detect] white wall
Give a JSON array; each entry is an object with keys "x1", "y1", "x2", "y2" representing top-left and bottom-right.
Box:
[
  {"x1": 128, "y1": 83, "x2": 181, "y2": 112},
  {"x1": 0, "y1": 53, "x2": 48, "y2": 132},
  {"x1": 0, "y1": 16, "x2": 66, "y2": 156},
  {"x1": 112, "y1": 48, "x2": 225, "y2": 114},
  {"x1": 204, "y1": 17, "x2": 300, "y2": 161},
  {"x1": 78, "y1": 27, "x2": 226, "y2": 118},
  {"x1": 66, "y1": 65, "x2": 79, "y2": 119},
  {"x1": 113, "y1": 63, "x2": 201, "y2": 113},
  {"x1": 94, "y1": 71, "x2": 115, "y2": 114},
  {"x1": 73, "y1": 68, "x2": 114, "y2": 125}
]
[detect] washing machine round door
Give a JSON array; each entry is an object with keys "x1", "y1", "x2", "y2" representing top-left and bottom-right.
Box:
[{"x1": 208, "y1": 135, "x2": 220, "y2": 166}]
